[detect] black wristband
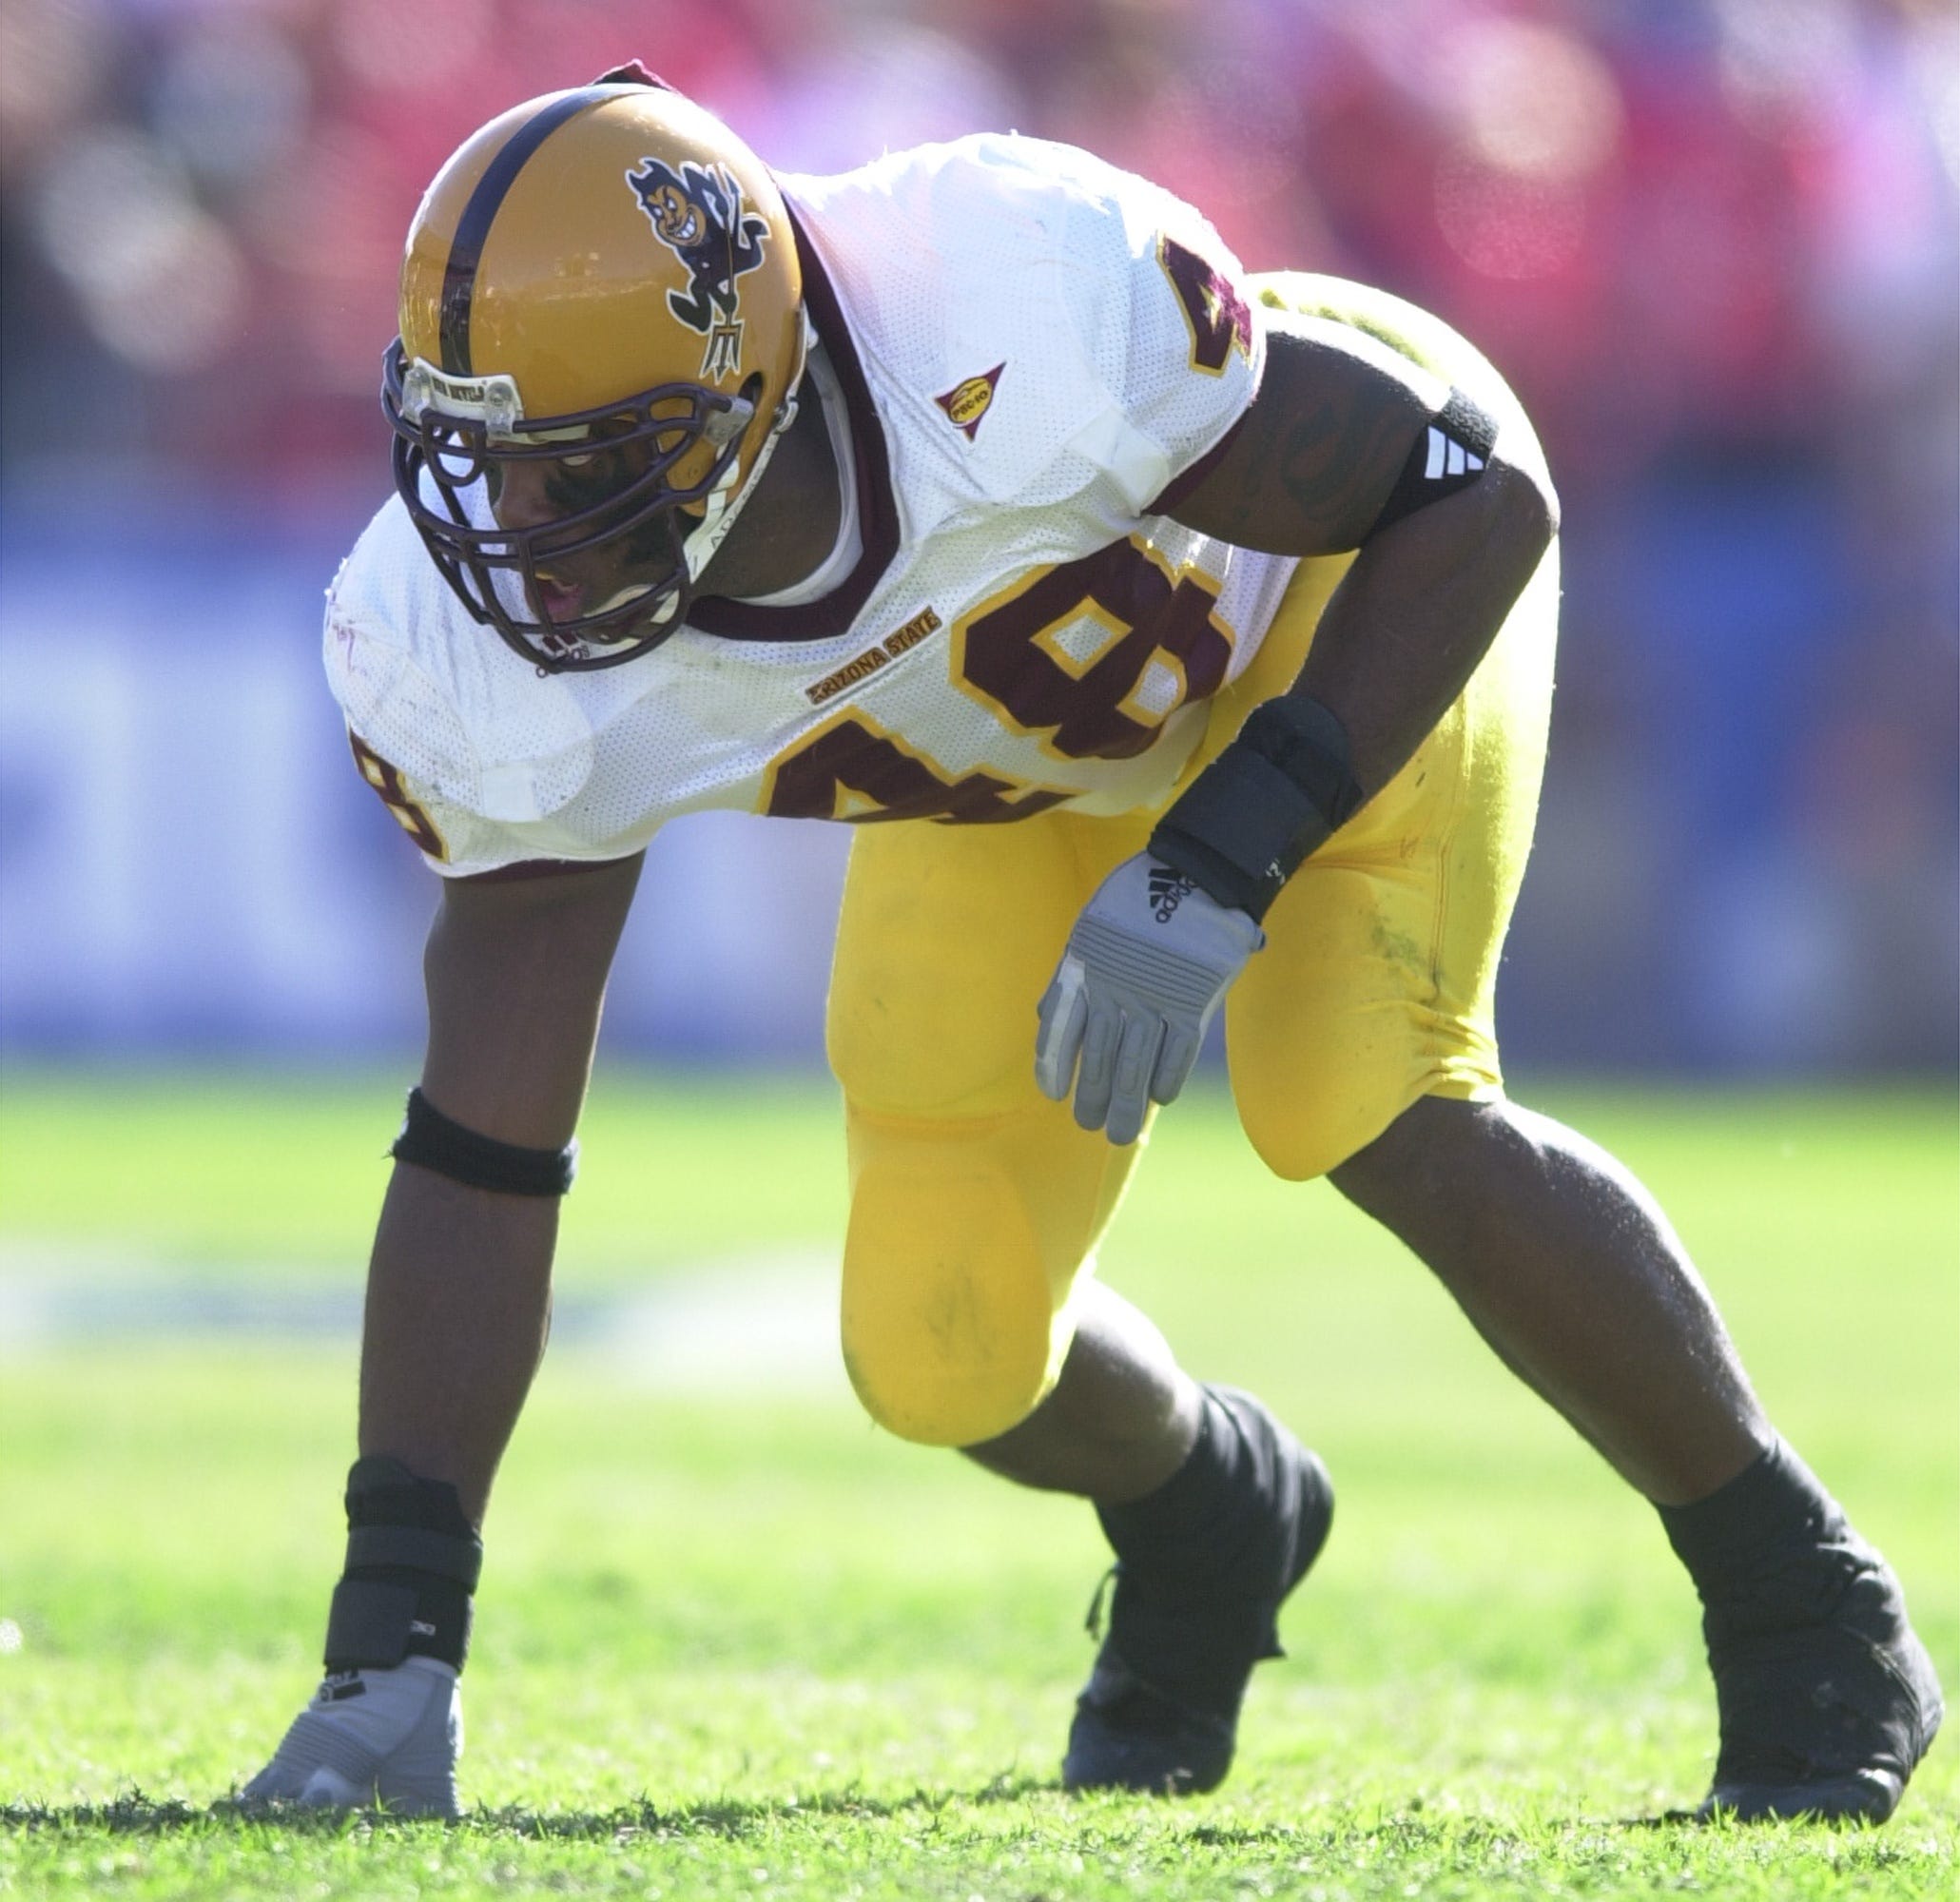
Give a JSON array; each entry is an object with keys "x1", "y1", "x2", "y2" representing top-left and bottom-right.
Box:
[
  {"x1": 325, "y1": 1457, "x2": 483, "y2": 1673},
  {"x1": 392, "y1": 1085, "x2": 577, "y2": 1196},
  {"x1": 1149, "y1": 695, "x2": 1364, "y2": 922}
]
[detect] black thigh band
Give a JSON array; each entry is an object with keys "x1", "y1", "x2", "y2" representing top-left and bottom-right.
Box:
[
  {"x1": 392, "y1": 1086, "x2": 578, "y2": 1196},
  {"x1": 1149, "y1": 694, "x2": 1365, "y2": 922}
]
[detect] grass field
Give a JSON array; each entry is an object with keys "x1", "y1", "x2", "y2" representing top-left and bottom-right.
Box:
[{"x1": 1, "y1": 1069, "x2": 1954, "y2": 1900}]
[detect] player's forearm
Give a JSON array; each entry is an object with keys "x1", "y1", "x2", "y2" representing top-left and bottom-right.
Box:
[
  {"x1": 1147, "y1": 455, "x2": 1554, "y2": 922},
  {"x1": 357, "y1": 1160, "x2": 560, "y2": 1527},
  {"x1": 355, "y1": 862, "x2": 638, "y2": 1523},
  {"x1": 1289, "y1": 455, "x2": 1556, "y2": 802}
]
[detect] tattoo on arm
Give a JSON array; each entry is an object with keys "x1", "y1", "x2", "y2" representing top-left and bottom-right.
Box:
[
  {"x1": 1271, "y1": 388, "x2": 1414, "y2": 533},
  {"x1": 1169, "y1": 333, "x2": 1429, "y2": 555}
]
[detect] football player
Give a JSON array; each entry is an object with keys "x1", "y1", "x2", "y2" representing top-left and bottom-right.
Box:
[{"x1": 244, "y1": 68, "x2": 1940, "y2": 1818}]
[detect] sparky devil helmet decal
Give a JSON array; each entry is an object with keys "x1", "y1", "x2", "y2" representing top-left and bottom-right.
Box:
[
  {"x1": 627, "y1": 156, "x2": 771, "y2": 383},
  {"x1": 383, "y1": 73, "x2": 806, "y2": 671}
]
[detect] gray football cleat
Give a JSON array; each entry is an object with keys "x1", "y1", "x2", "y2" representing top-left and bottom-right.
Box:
[{"x1": 241, "y1": 1656, "x2": 462, "y2": 1817}]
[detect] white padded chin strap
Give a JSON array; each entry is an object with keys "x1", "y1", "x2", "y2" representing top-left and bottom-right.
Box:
[{"x1": 679, "y1": 307, "x2": 814, "y2": 589}]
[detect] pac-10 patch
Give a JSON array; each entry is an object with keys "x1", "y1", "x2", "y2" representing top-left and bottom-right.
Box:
[{"x1": 935, "y1": 362, "x2": 1005, "y2": 440}]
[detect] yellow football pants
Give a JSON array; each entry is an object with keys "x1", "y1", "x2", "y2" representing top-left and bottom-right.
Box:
[{"x1": 826, "y1": 274, "x2": 1560, "y2": 1447}]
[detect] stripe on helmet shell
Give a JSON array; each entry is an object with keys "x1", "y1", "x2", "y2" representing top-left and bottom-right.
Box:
[{"x1": 438, "y1": 87, "x2": 617, "y2": 378}]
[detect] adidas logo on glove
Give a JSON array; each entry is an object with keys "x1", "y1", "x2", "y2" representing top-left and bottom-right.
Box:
[{"x1": 1147, "y1": 866, "x2": 1197, "y2": 923}]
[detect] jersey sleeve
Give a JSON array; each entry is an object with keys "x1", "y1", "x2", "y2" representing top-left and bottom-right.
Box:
[
  {"x1": 322, "y1": 499, "x2": 611, "y2": 879},
  {"x1": 1048, "y1": 151, "x2": 1266, "y2": 516},
  {"x1": 341, "y1": 725, "x2": 524, "y2": 877}
]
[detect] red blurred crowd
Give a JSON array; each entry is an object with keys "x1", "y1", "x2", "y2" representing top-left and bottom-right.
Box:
[{"x1": 0, "y1": 0, "x2": 1950, "y2": 490}]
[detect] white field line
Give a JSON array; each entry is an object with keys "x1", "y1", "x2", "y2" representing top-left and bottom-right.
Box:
[{"x1": 0, "y1": 1244, "x2": 845, "y2": 1393}]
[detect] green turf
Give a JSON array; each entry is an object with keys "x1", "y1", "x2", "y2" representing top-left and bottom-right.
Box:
[{"x1": 1, "y1": 1072, "x2": 1954, "y2": 1898}]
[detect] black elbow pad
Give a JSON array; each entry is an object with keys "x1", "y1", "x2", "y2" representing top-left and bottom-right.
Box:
[{"x1": 1368, "y1": 386, "x2": 1499, "y2": 535}]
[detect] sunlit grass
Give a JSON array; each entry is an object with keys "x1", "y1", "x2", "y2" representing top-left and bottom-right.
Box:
[{"x1": 1, "y1": 1074, "x2": 1953, "y2": 1897}]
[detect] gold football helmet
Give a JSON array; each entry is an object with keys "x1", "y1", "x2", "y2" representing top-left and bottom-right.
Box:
[{"x1": 383, "y1": 68, "x2": 807, "y2": 669}]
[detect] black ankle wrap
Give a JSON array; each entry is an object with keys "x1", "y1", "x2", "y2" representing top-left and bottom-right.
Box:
[
  {"x1": 323, "y1": 1456, "x2": 482, "y2": 1672},
  {"x1": 1658, "y1": 1437, "x2": 1849, "y2": 1610},
  {"x1": 1092, "y1": 1386, "x2": 1307, "y2": 1718},
  {"x1": 1097, "y1": 1388, "x2": 1282, "y2": 1596}
]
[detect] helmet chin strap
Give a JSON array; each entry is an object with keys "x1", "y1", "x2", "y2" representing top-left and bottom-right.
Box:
[{"x1": 677, "y1": 307, "x2": 814, "y2": 594}]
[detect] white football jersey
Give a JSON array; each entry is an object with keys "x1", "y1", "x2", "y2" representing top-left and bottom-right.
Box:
[{"x1": 326, "y1": 132, "x2": 1299, "y2": 876}]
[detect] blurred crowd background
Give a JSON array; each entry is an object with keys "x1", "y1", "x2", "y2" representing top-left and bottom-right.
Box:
[{"x1": 2, "y1": 0, "x2": 1955, "y2": 1073}]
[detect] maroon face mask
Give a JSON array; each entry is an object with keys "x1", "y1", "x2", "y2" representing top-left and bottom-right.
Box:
[{"x1": 382, "y1": 340, "x2": 757, "y2": 671}]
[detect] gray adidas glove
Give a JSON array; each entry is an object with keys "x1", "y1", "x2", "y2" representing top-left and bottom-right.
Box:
[
  {"x1": 1035, "y1": 852, "x2": 1264, "y2": 1146},
  {"x1": 241, "y1": 1658, "x2": 462, "y2": 1816}
]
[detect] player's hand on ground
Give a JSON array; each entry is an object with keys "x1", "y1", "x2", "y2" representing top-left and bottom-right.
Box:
[
  {"x1": 1036, "y1": 852, "x2": 1263, "y2": 1145},
  {"x1": 240, "y1": 1657, "x2": 462, "y2": 1817}
]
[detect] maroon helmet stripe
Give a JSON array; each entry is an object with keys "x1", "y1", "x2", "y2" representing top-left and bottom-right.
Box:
[{"x1": 438, "y1": 87, "x2": 615, "y2": 377}]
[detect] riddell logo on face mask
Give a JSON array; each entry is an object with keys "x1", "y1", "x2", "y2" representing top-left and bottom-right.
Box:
[{"x1": 1147, "y1": 867, "x2": 1196, "y2": 922}]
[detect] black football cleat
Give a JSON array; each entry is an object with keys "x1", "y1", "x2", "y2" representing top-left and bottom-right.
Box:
[
  {"x1": 1697, "y1": 1532, "x2": 1943, "y2": 1823},
  {"x1": 1063, "y1": 1388, "x2": 1333, "y2": 1796}
]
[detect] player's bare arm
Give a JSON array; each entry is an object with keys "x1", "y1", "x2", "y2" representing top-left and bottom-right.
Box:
[
  {"x1": 417, "y1": 855, "x2": 645, "y2": 1154},
  {"x1": 245, "y1": 853, "x2": 640, "y2": 1815},
  {"x1": 361, "y1": 853, "x2": 645, "y2": 1521},
  {"x1": 1167, "y1": 326, "x2": 1558, "y2": 798},
  {"x1": 1036, "y1": 322, "x2": 1556, "y2": 1141}
]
